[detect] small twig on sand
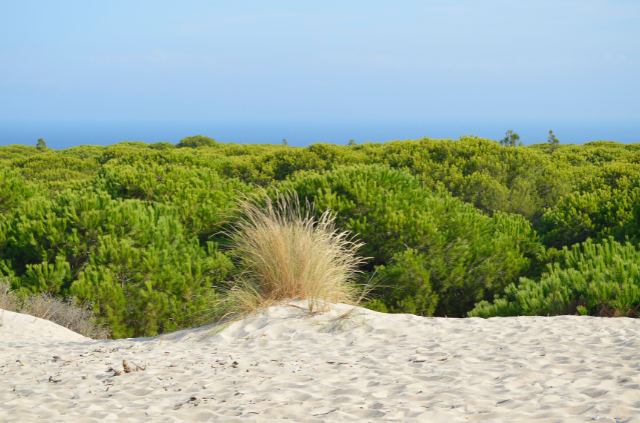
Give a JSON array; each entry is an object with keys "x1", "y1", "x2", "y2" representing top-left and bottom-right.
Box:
[
  {"x1": 122, "y1": 360, "x2": 134, "y2": 373},
  {"x1": 132, "y1": 361, "x2": 147, "y2": 371}
]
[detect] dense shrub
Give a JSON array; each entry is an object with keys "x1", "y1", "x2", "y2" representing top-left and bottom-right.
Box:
[
  {"x1": 282, "y1": 165, "x2": 538, "y2": 317},
  {"x1": 0, "y1": 189, "x2": 233, "y2": 338},
  {"x1": 216, "y1": 142, "x2": 367, "y2": 186},
  {"x1": 365, "y1": 136, "x2": 571, "y2": 220},
  {"x1": 0, "y1": 168, "x2": 40, "y2": 214},
  {"x1": 95, "y1": 163, "x2": 255, "y2": 242},
  {"x1": 177, "y1": 135, "x2": 217, "y2": 148},
  {"x1": 470, "y1": 237, "x2": 640, "y2": 318},
  {"x1": 0, "y1": 145, "x2": 43, "y2": 163},
  {"x1": 57, "y1": 145, "x2": 108, "y2": 160},
  {"x1": 8, "y1": 154, "x2": 101, "y2": 190},
  {"x1": 3, "y1": 137, "x2": 640, "y2": 334},
  {"x1": 539, "y1": 141, "x2": 640, "y2": 166},
  {"x1": 537, "y1": 175, "x2": 640, "y2": 249}
]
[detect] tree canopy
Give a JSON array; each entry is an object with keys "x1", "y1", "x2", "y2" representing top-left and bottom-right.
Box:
[
  {"x1": 2, "y1": 136, "x2": 640, "y2": 337},
  {"x1": 176, "y1": 135, "x2": 216, "y2": 148}
]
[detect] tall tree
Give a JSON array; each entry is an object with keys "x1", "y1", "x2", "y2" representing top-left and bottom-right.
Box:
[
  {"x1": 500, "y1": 130, "x2": 521, "y2": 147},
  {"x1": 547, "y1": 130, "x2": 560, "y2": 152},
  {"x1": 36, "y1": 138, "x2": 47, "y2": 151}
]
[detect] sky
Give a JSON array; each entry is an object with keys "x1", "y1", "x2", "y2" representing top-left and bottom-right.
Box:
[{"x1": 1, "y1": 0, "x2": 639, "y2": 126}]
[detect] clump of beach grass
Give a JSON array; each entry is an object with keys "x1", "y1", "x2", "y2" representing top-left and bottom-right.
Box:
[
  {"x1": 216, "y1": 189, "x2": 368, "y2": 323},
  {"x1": 0, "y1": 278, "x2": 109, "y2": 339}
]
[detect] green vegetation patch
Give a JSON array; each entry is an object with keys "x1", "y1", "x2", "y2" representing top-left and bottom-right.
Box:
[
  {"x1": 2, "y1": 136, "x2": 640, "y2": 337},
  {"x1": 470, "y1": 237, "x2": 640, "y2": 318}
]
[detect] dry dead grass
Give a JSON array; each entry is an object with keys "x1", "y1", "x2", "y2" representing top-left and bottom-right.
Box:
[
  {"x1": 0, "y1": 280, "x2": 19, "y2": 313},
  {"x1": 0, "y1": 278, "x2": 109, "y2": 339},
  {"x1": 217, "y1": 189, "x2": 368, "y2": 321}
]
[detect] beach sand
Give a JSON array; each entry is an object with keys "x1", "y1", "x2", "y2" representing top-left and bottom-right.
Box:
[{"x1": 1, "y1": 304, "x2": 639, "y2": 422}]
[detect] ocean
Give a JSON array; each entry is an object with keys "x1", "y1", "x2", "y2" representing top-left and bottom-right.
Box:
[{"x1": 1, "y1": 119, "x2": 638, "y2": 150}]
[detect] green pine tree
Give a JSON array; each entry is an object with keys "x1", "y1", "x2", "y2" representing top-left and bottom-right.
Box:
[
  {"x1": 547, "y1": 130, "x2": 560, "y2": 152},
  {"x1": 36, "y1": 138, "x2": 47, "y2": 151},
  {"x1": 500, "y1": 130, "x2": 521, "y2": 147}
]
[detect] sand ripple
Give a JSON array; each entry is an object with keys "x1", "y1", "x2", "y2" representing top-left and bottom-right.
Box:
[{"x1": 2, "y1": 305, "x2": 640, "y2": 422}]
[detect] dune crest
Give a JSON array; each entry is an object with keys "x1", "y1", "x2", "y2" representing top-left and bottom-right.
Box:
[
  {"x1": 1, "y1": 309, "x2": 88, "y2": 343},
  {"x1": 2, "y1": 304, "x2": 639, "y2": 422}
]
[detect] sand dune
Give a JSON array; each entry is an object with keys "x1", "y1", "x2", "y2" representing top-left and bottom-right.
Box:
[{"x1": 2, "y1": 304, "x2": 640, "y2": 422}]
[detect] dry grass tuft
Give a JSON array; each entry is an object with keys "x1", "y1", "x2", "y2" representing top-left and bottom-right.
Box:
[
  {"x1": 0, "y1": 278, "x2": 109, "y2": 339},
  {"x1": 217, "y1": 189, "x2": 368, "y2": 322},
  {"x1": 0, "y1": 280, "x2": 19, "y2": 313}
]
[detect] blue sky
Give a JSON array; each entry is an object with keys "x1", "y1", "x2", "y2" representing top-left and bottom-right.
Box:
[{"x1": 1, "y1": 0, "x2": 639, "y2": 123}]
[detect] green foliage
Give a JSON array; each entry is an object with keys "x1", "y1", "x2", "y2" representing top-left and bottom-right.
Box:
[
  {"x1": 282, "y1": 164, "x2": 537, "y2": 317},
  {"x1": 177, "y1": 135, "x2": 216, "y2": 148},
  {"x1": 571, "y1": 161, "x2": 640, "y2": 193},
  {"x1": 0, "y1": 189, "x2": 233, "y2": 338},
  {"x1": 73, "y1": 238, "x2": 231, "y2": 338},
  {"x1": 372, "y1": 249, "x2": 437, "y2": 316},
  {"x1": 537, "y1": 174, "x2": 640, "y2": 249},
  {"x1": 367, "y1": 136, "x2": 571, "y2": 219},
  {"x1": 3, "y1": 135, "x2": 640, "y2": 334},
  {"x1": 0, "y1": 145, "x2": 43, "y2": 163},
  {"x1": 8, "y1": 154, "x2": 100, "y2": 190},
  {"x1": 109, "y1": 141, "x2": 176, "y2": 151},
  {"x1": 148, "y1": 142, "x2": 177, "y2": 150},
  {"x1": 95, "y1": 163, "x2": 255, "y2": 242},
  {"x1": 469, "y1": 237, "x2": 640, "y2": 318},
  {"x1": 0, "y1": 168, "x2": 41, "y2": 214},
  {"x1": 500, "y1": 130, "x2": 521, "y2": 147},
  {"x1": 547, "y1": 130, "x2": 560, "y2": 152},
  {"x1": 36, "y1": 138, "x2": 47, "y2": 151},
  {"x1": 219, "y1": 142, "x2": 366, "y2": 185},
  {"x1": 57, "y1": 145, "x2": 107, "y2": 160},
  {"x1": 97, "y1": 145, "x2": 227, "y2": 169}
]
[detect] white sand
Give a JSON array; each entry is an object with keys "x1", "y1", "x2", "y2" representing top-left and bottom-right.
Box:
[{"x1": 1, "y1": 304, "x2": 639, "y2": 422}]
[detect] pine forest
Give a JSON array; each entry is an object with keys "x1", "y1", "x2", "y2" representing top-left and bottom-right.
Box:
[{"x1": 2, "y1": 135, "x2": 640, "y2": 338}]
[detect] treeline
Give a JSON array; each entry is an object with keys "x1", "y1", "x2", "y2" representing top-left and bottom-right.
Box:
[{"x1": 1, "y1": 135, "x2": 640, "y2": 337}]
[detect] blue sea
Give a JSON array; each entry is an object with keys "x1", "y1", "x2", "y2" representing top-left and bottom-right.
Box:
[{"x1": 0, "y1": 119, "x2": 638, "y2": 150}]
